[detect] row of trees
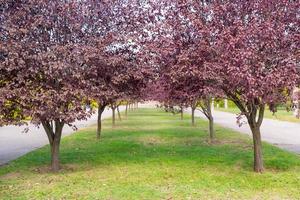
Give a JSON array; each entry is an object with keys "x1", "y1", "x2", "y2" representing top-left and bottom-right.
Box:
[
  {"x1": 1, "y1": 0, "x2": 299, "y2": 173},
  {"x1": 143, "y1": 0, "x2": 299, "y2": 173},
  {"x1": 0, "y1": 0, "x2": 152, "y2": 171}
]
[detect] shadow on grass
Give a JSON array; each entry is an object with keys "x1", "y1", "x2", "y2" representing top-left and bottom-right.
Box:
[{"x1": 1, "y1": 108, "x2": 300, "y2": 176}]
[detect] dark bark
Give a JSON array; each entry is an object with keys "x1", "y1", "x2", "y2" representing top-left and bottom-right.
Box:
[
  {"x1": 42, "y1": 120, "x2": 64, "y2": 172},
  {"x1": 208, "y1": 117, "x2": 214, "y2": 142},
  {"x1": 243, "y1": 102, "x2": 265, "y2": 172},
  {"x1": 180, "y1": 106, "x2": 183, "y2": 120},
  {"x1": 205, "y1": 98, "x2": 215, "y2": 143},
  {"x1": 111, "y1": 104, "x2": 116, "y2": 127},
  {"x1": 96, "y1": 105, "x2": 106, "y2": 139},
  {"x1": 250, "y1": 125, "x2": 264, "y2": 172},
  {"x1": 227, "y1": 91, "x2": 265, "y2": 173},
  {"x1": 50, "y1": 138, "x2": 60, "y2": 172},
  {"x1": 247, "y1": 104, "x2": 265, "y2": 173},
  {"x1": 117, "y1": 105, "x2": 122, "y2": 121},
  {"x1": 198, "y1": 97, "x2": 215, "y2": 143},
  {"x1": 125, "y1": 103, "x2": 128, "y2": 117},
  {"x1": 191, "y1": 105, "x2": 196, "y2": 126}
]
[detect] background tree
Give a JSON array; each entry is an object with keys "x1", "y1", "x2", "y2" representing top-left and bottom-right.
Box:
[{"x1": 144, "y1": 0, "x2": 220, "y2": 142}]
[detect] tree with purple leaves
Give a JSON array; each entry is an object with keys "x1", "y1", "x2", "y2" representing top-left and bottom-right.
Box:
[
  {"x1": 1, "y1": 0, "x2": 152, "y2": 171},
  {"x1": 206, "y1": 0, "x2": 299, "y2": 172},
  {"x1": 143, "y1": 0, "x2": 222, "y2": 143},
  {"x1": 83, "y1": 43, "x2": 152, "y2": 137},
  {"x1": 79, "y1": 0, "x2": 155, "y2": 137},
  {"x1": 0, "y1": 0, "x2": 100, "y2": 171},
  {"x1": 1, "y1": 0, "x2": 299, "y2": 174},
  {"x1": 153, "y1": 57, "x2": 221, "y2": 143},
  {"x1": 0, "y1": 0, "x2": 154, "y2": 172},
  {"x1": 142, "y1": 0, "x2": 299, "y2": 172}
]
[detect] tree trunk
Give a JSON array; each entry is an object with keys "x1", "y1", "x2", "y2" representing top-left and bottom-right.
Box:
[
  {"x1": 250, "y1": 126, "x2": 264, "y2": 172},
  {"x1": 42, "y1": 120, "x2": 64, "y2": 172},
  {"x1": 97, "y1": 105, "x2": 106, "y2": 139},
  {"x1": 117, "y1": 106, "x2": 122, "y2": 121},
  {"x1": 247, "y1": 104, "x2": 265, "y2": 173},
  {"x1": 50, "y1": 138, "x2": 60, "y2": 172},
  {"x1": 125, "y1": 103, "x2": 128, "y2": 117},
  {"x1": 112, "y1": 106, "x2": 116, "y2": 127},
  {"x1": 180, "y1": 106, "x2": 183, "y2": 120},
  {"x1": 227, "y1": 93, "x2": 265, "y2": 173},
  {"x1": 205, "y1": 98, "x2": 215, "y2": 143},
  {"x1": 191, "y1": 106, "x2": 195, "y2": 126},
  {"x1": 209, "y1": 117, "x2": 214, "y2": 142}
]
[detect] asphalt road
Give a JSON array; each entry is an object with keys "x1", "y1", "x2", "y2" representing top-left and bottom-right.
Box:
[
  {"x1": 0, "y1": 107, "x2": 125, "y2": 165},
  {"x1": 191, "y1": 109, "x2": 300, "y2": 154},
  {"x1": 1, "y1": 105, "x2": 299, "y2": 166}
]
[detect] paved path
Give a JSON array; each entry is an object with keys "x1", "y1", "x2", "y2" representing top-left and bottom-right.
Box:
[
  {"x1": 0, "y1": 107, "x2": 125, "y2": 165},
  {"x1": 190, "y1": 109, "x2": 300, "y2": 154},
  {"x1": 1, "y1": 105, "x2": 299, "y2": 165}
]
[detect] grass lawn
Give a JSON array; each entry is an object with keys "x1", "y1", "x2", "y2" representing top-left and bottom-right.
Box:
[
  {"x1": 216, "y1": 107, "x2": 300, "y2": 123},
  {"x1": 0, "y1": 108, "x2": 300, "y2": 199}
]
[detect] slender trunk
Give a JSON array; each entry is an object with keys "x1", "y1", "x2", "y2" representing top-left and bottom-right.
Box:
[
  {"x1": 227, "y1": 93, "x2": 265, "y2": 173},
  {"x1": 247, "y1": 104, "x2": 265, "y2": 173},
  {"x1": 97, "y1": 105, "x2": 106, "y2": 139},
  {"x1": 180, "y1": 106, "x2": 183, "y2": 120},
  {"x1": 112, "y1": 106, "x2": 116, "y2": 127},
  {"x1": 250, "y1": 125, "x2": 264, "y2": 172},
  {"x1": 205, "y1": 98, "x2": 215, "y2": 143},
  {"x1": 117, "y1": 106, "x2": 122, "y2": 121},
  {"x1": 191, "y1": 107, "x2": 195, "y2": 126},
  {"x1": 42, "y1": 120, "x2": 64, "y2": 172},
  {"x1": 209, "y1": 117, "x2": 214, "y2": 142},
  {"x1": 125, "y1": 103, "x2": 128, "y2": 117}
]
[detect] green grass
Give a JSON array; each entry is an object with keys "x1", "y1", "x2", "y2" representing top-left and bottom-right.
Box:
[
  {"x1": 0, "y1": 108, "x2": 300, "y2": 199},
  {"x1": 216, "y1": 107, "x2": 300, "y2": 123}
]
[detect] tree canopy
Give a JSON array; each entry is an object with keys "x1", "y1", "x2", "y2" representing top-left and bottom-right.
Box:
[{"x1": 1, "y1": 0, "x2": 299, "y2": 172}]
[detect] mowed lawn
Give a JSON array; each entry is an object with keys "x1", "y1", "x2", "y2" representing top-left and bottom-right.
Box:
[{"x1": 0, "y1": 109, "x2": 300, "y2": 199}]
